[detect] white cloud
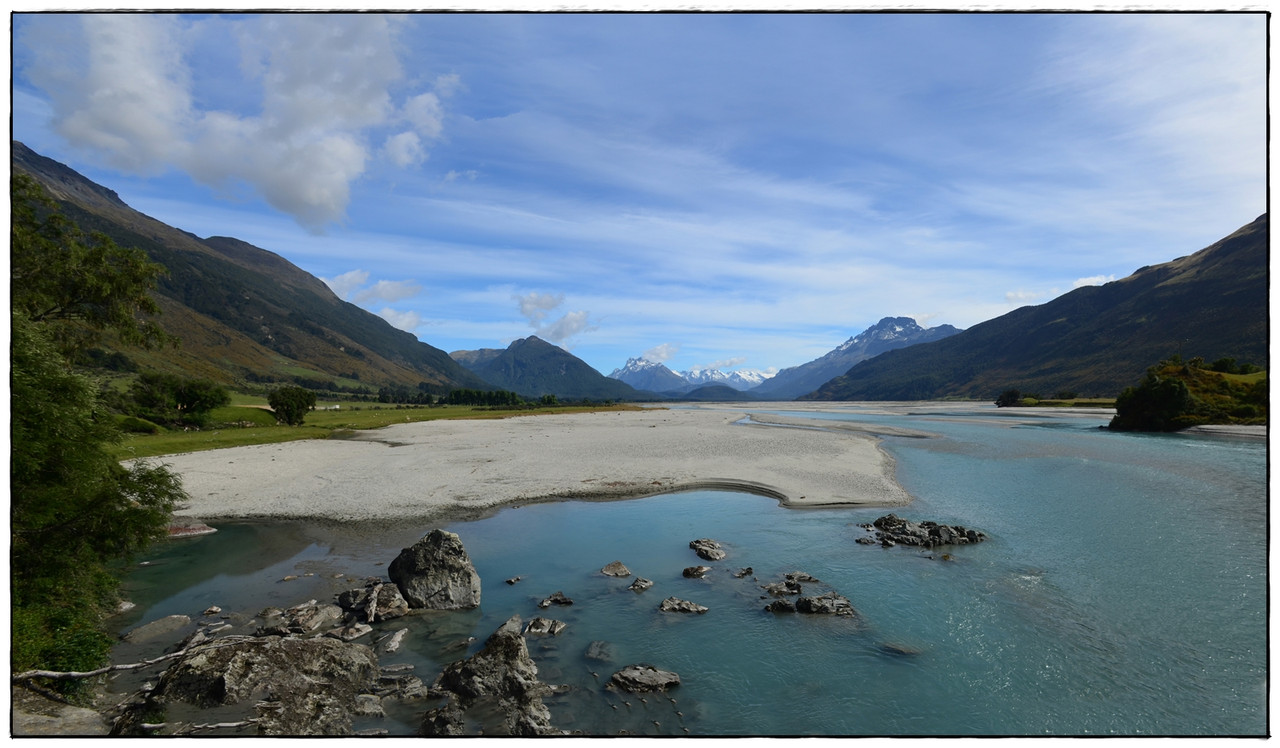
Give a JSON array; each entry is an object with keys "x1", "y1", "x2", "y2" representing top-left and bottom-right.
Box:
[
  {"x1": 19, "y1": 14, "x2": 457, "y2": 232},
  {"x1": 538, "y1": 310, "x2": 597, "y2": 344},
  {"x1": 402, "y1": 92, "x2": 445, "y2": 139},
  {"x1": 1005, "y1": 290, "x2": 1043, "y2": 305},
  {"x1": 513, "y1": 291, "x2": 595, "y2": 345},
  {"x1": 384, "y1": 131, "x2": 425, "y2": 168},
  {"x1": 515, "y1": 291, "x2": 564, "y2": 324},
  {"x1": 642, "y1": 343, "x2": 680, "y2": 363},
  {"x1": 1073, "y1": 274, "x2": 1116, "y2": 288},
  {"x1": 321, "y1": 269, "x2": 370, "y2": 299},
  {"x1": 354, "y1": 279, "x2": 423, "y2": 304},
  {"x1": 377, "y1": 308, "x2": 423, "y2": 332}
]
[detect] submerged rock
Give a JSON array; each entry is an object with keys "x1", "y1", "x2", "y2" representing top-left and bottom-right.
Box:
[
  {"x1": 682, "y1": 566, "x2": 712, "y2": 579},
  {"x1": 608, "y1": 664, "x2": 681, "y2": 693},
  {"x1": 764, "y1": 599, "x2": 797, "y2": 613},
  {"x1": 601, "y1": 560, "x2": 632, "y2": 577},
  {"x1": 538, "y1": 591, "x2": 574, "y2": 608},
  {"x1": 585, "y1": 640, "x2": 616, "y2": 663},
  {"x1": 795, "y1": 592, "x2": 856, "y2": 617},
  {"x1": 421, "y1": 615, "x2": 557, "y2": 736},
  {"x1": 388, "y1": 530, "x2": 482, "y2": 610},
  {"x1": 689, "y1": 539, "x2": 727, "y2": 561},
  {"x1": 122, "y1": 614, "x2": 192, "y2": 644}
]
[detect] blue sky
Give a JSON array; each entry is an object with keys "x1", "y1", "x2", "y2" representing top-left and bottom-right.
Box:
[{"x1": 11, "y1": 11, "x2": 1267, "y2": 377}]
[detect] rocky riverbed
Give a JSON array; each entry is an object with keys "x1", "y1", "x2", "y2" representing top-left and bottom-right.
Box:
[{"x1": 17, "y1": 513, "x2": 986, "y2": 736}]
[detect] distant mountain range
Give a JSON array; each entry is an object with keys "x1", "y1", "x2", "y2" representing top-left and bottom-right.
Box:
[
  {"x1": 608, "y1": 358, "x2": 690, "y2": 392},
  {"x1": 451, "y1": 336, "x2": 643, "y2": 401},
  {"x1": 13, "y1": 141, "x2": 491, "y2": 394},
  {"x1": 607, "y1": 358, "x2": 771, "y2": 393},
  {"x1": 750, "y1": 317, "x2": 962, "y2": 400},
  {"x1": 807, "y1": 214, "x2": 1269, "y2": 401}
]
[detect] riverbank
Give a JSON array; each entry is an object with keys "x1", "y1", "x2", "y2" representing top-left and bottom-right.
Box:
[{"x1": 141, "y1": 405, "x2": 916, "y2": 524}]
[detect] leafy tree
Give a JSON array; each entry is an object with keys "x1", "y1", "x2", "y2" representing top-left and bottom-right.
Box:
[
  {"x1": 11, "y1": 173, "x2": 174, "y2": 354},
  {"x1": 10, "y1": 176, "x2": 186, "y2": 687},
  {"x1": 994, "y1": 389, "x2": 1022, "y2": 408},
  {"x1": 269, "y1": 385, "x2": 317, "y2": 425},
  {"x1": 129, "y1": 372, "x2": 230, "y2": 427},
  {"x1": 1108, "y1": 368, "x2": 1193, "y2": 431}
]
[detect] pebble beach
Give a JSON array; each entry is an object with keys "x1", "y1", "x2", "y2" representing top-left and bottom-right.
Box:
[{"x1": 146, "y1": 405, "x2": 918, "y2": 524}]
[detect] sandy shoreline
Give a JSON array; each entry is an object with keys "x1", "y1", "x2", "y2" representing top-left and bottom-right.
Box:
[{"x1": 144, "y1": 405, "x2": 915, "y2": 524}]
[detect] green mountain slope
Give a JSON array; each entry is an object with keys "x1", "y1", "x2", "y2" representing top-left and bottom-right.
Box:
[
  {"x1": 806, "y1": 215, "x2": 1268, "y2": 401},
  {"x1": 13, "y1": 141, "x2": 491, "y2": 393},
  {"x1": 452, "y1": 336, "x2": 644, "y2": 401}
]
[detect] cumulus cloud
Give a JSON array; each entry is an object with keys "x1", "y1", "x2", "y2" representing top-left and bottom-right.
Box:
[
  {"x1": 515, "y1": 292, "x2": 565, "y2": 325},
  {"x1": 377, "y1": 308, "x2": 423, "y2": 332},
  {"x1": 354, "y1": 279, "x2": 423, "y2": 304},
  {"x1": 322, "y1": 270, "x2": 421, "y2": 306},
  {"x1": 1073, "y1": 274, "x2": 1116, "y2": 288},
  {"x1": 514, "y1": 291, "x2": 596, "y2": 344},
  {"x1": 321, "y1": 269, "x2": 370, "y2": 299},
  {"x1": 642, "y1": 343, "x2": 680, "y2": 363},
  {"x1": 384, "y1": 131, "x2": 425, "y2": 168},
  {"x1": 19, "y1": 14, "x2": 456, "y2": 232}
]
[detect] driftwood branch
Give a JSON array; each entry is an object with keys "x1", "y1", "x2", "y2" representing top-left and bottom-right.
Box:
[{"x1": 11, "y1": 638, "x2": 244, "y2": 683}]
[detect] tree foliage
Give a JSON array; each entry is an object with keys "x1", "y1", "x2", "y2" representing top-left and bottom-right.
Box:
[
  {"x1": 10, "y1": 175, "x2": 186, "y2": 685},
  {"x1": 129, "y1": 372, "x2": 231, "y2": 427},
  {"x1": 994, "y1": 389, "x2": 1022, "y2": 408},
  {"x1": 11, "y1": 173, "x2": 174, "y2": 353},
  {"x1": 1109, "y1": 356, "x2": 1267, "y2": 431},
  {"x1": 268, "y1": 385, "x2": 318, "y2": 425}
]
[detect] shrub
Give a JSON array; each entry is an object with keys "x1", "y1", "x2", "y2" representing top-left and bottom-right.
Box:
[
  {"x1": 994, "y1": 389, "x2": 1021, "y2": 408},
  {"x1": 268, "y1": 385, "x2": 317, "y2": 425}
]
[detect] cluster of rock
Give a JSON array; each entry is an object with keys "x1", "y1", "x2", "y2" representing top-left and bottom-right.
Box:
[
  {"x1": 112, "y1": 529, "x2": 489, "y2": 737},
  {"x1": 758, "y1": 571, "x2": 858, "y2": 618},
  {"x1": 857, "y1": 513, "x2": 988, "y2": 549},
  {"x1": 109, "y1": 517, "x2": 981, "y2": 737}
]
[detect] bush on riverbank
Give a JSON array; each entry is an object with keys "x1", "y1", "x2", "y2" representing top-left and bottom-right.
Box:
[{"x1": 1109, "y1": 356, "x2": 1267, "y2": 431}]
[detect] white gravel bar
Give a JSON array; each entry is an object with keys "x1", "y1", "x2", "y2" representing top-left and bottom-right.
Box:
[{"x1": 148, "y1": 405, "x2": 917, "y2": 523}]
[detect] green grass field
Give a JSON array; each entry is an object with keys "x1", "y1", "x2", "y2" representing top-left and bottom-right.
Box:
[{"x1": 113, "y1": 402, "x2": 644, "y2": 459}]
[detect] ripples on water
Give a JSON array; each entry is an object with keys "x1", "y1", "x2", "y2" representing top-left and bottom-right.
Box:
[{"x1": 114, "y1": 406, "x2": 1267, "y2": 736}]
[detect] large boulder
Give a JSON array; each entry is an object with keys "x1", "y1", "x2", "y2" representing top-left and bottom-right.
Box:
[
  {"x1": 388, "y1": 530, "x2": 481, "y2": 610},
  {"x1": 607, "y1": 664, "x2": 681, "y2": 693},
  {"x1": 421, "y1": 615, "x2": 557, "y2": 736},
  {"x1": 115, "y1": 635, "x2": 379, "y2": 736}
]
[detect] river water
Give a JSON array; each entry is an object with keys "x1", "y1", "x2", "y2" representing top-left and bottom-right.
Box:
[{"x1": 111, "y1": 404, "x2": 1268, "y2": 736}]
